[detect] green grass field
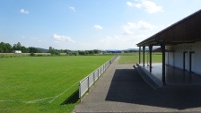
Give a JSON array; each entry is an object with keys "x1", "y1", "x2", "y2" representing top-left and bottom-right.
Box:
[
  {"x1": 119, "y1": 52, "x2": 162, "y2": 64},
  {"x1": 0, "y1": 56, "x2": 114, "y2": 113}
]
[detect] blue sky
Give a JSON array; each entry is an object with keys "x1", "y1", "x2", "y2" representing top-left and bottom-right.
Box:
[{"x1": 0, "y1": 0, "x2": 200, "y2": 50}]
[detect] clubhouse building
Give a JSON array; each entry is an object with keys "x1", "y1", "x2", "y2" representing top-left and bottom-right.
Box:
[{"x1": 136, "y1": 10, "x2": 201, "y2": 86}]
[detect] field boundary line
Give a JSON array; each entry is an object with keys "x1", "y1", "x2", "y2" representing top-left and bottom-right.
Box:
[
  {"x1": 48, "y1": 81, "x2": 79, "y2": 103},
  {"x1": 0, "y1": 82, "x2": 79, "y2": 104},
  {"x1": 0, "y1": 96, "x2": 54, "y2": 104},
  {"x1": 0, "y1": 100, "x2": 25, "y2": 103},
  {"x1": 26, "y1": 97, "x2": 54, "y2": 103}
]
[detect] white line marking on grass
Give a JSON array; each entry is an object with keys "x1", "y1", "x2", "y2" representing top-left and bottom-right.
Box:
[
  {"x1": 0, "y1": 99, "x2": 31, "y2": 104},
  {"x1": 48, "y1": 82, "x2": 78, "y2": 103},
  {"x1": 0, "y1": 97, "x2": 54, "y2": 104},
  {"x1": 0, "y1": 82, "x2": 79, "y2": 104},
  {"x1": 26, "y1": 97, "x2": 54, "y2": 104},
  {"x1": 0, "y1": 100, "x2": 20, "y2": 103}
]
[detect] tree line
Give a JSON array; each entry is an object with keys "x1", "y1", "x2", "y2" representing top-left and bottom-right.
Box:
[
  {"x1": 0, "y1": 42, "x2": 41, "y2": 53},
  {"x1": 48, "y1": 46, "x2": 101, "y2": 55},
  {"x1": 0, "y1": 42, "x2": 102, "y2": 55}
]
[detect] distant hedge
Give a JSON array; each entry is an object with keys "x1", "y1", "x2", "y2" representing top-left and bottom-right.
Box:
[{"x1": 0, "y1": 53, "x2": 51, "y2": 58}]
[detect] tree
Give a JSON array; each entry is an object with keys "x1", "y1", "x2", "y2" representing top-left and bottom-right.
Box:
[
  {"x1": 21, "y1": 46, "x2": 29, "y2": 53},
  {"x1": 85, "y1": 50, "x2": 89, "y2": 55},
  {"x1": 78, "y1": 50, "x2": 88, "y2": 55},
  {"x1": 94, "y1": 49, "x2": 101, "y2": 54},
  {"x1": 0, "y1": 42, "x2": 13, "y2": 53},
  {"x1": 5, "y1": 43, "x2": 13, "y2": 52},
  {"x1": 29, "y1": 47, "x2": 38, "y2": 53},
  {"x1": 17, "y1": 42, "x2": 21, "y2": 48},
  {"x1": 89, "y1": 50, "x2": 95, "y2": 55},
  {"x1": 48, "y1": 46, "x2": 54, "y2": 54},
  {"x1": 13, "y1": 42, "x2": 22, "y2": 50},
  {"x1": 48, "y1": 46, "x2": 60, "y2": 55}
]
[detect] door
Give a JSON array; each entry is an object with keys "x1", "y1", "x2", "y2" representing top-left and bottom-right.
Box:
[
  {"x1": 189, "y1": 52, "x2": 195, "y2": 73},
  {"x1": 185, "y1": 52, "x2": 188, "y2": 71},
  {"x1": 183, "y1": 52, "x2": 188, "y2": 71}
]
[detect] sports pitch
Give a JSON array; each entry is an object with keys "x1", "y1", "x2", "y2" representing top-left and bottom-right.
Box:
[
  {"x1": 118, "y1": 52, "x2": 162, "y2": 64},
  {"x1": 0, "y1": 55, "x2": 114, "y2": 113}
]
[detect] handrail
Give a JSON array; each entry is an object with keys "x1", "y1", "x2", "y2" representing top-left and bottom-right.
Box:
[{"x1": 79, "y1": 55, "x2": 117, "y2": 101}]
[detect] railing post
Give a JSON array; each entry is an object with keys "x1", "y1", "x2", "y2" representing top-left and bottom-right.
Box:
[
  {"x1": 98, "y1": 68, "x2": 100, "y2": 78},
  {"x1": 79, "y1": 82, "x2": 82, "y2": 102},
  {"x1": 104, "y1": 64, "x2": 106, "y2": 72},
  {"x1": 101, "y1": 66, "x2": 103, "y2": 74},
  {"x1": 102, "y1": 65, "x2": 103, "y2": 73},
  {"x1": 93, "y1": 72, "x2": 95, "y2": 84},
  {"x1": 87, "y1": 76, "x2": 90, "y2": 92}
]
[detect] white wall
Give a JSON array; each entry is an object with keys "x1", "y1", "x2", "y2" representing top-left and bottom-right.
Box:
[
  {"x1": 166, "y1": 41, "x2": 201, "y2": 75},
  {"x1": 166, "y1": 52, "x2": 174, "y2": 66},
  {"x1": 192, "y1": 41, "x2": 201, "y2": 74}
]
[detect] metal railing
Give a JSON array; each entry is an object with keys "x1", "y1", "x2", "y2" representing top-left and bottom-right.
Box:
[{"x1": 79, "y1": 56, "x2": 117, "y2": 99}]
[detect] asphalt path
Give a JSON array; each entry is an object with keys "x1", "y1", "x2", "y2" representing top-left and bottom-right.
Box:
[{"x1": 74, "y1": 56, "x2": 201, "y2": 112}]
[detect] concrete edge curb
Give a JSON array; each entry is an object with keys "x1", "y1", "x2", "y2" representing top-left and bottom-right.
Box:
[{"x1": 134, "y1": 64, "x2": 163, "y2": 90}]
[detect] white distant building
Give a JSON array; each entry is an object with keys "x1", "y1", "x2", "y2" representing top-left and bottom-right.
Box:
[{"x1": 14, "y1": 50, "x2": 22, "y2": 54}]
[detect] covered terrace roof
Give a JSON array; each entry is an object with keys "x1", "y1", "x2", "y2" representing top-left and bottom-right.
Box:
[{"x1": 137, "y1": 10, "x2": 201, "y2": 47}]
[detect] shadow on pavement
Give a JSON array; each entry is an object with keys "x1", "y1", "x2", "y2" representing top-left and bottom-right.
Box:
[{"x1": 106, "y1": 69, "x2": 201, "y2": 110}]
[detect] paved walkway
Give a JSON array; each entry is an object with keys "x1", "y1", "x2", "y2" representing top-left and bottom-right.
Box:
[{"x1": 74, "y1": 56, "x2": 201, "y2": 112}]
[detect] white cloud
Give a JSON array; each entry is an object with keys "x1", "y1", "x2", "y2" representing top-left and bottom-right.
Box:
[
  {"x1": 100, "y1": 35, "x2": 130, "y2": 49},
  {"x1": 127, "y1": 1, "x2": 142, "y2": 8},
  {"x1": 123, "y1": 21, "x2": 156, "y2": 35},
  {"x1": 135, "y1": 3, "x2": 142, "y2": 8},
  {"x1": 98, "y1": 34, "x2": 150, "y2": 49},
  {"x1": 126, "y1": 2, "x2": 133, "y2": 6},
  {"x1": 65, "y1": 35, "x2": 142, "y2": 50},
  {"x1": 123, "y1": 29, "x2": 135, "y2": 35},
  {"x1": 53, "y1": 34, "x2": 75, "y2": 43},
  {"x1": 20, "y1": 9, "x2": 29, "y2": 14},
  {"x1": 127, "y1": 0, "x2": 163, "y2": 14},
  {"x1": 141, "y1": 0, "x2": 163, "y2": 14},
  {"x1": 101, "y1": 36, "x2": 122, "y2": 43},
  {"x1": 69, "y1": 6, "x2": 76, "y2": 12},
  {"x1": 94, "y1": 25, "x2": 103, "y2": 30}
]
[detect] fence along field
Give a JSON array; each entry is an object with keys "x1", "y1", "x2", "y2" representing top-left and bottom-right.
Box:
[
  {"x1": 79, "y1": 56, "x2": 117, "y2": 100},
  {"x1": 0, "y1": 55, "x2": 114, "y2": 113}
]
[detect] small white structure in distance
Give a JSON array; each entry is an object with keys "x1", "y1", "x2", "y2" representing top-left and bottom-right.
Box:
[{"x1": 14, "y1": 50, "x2": 22, "y2": 54}]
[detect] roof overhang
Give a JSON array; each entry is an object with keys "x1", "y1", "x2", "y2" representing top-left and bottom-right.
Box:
[{"x1": 137, "y1": 10, "x2": 201, "y2": 47}]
